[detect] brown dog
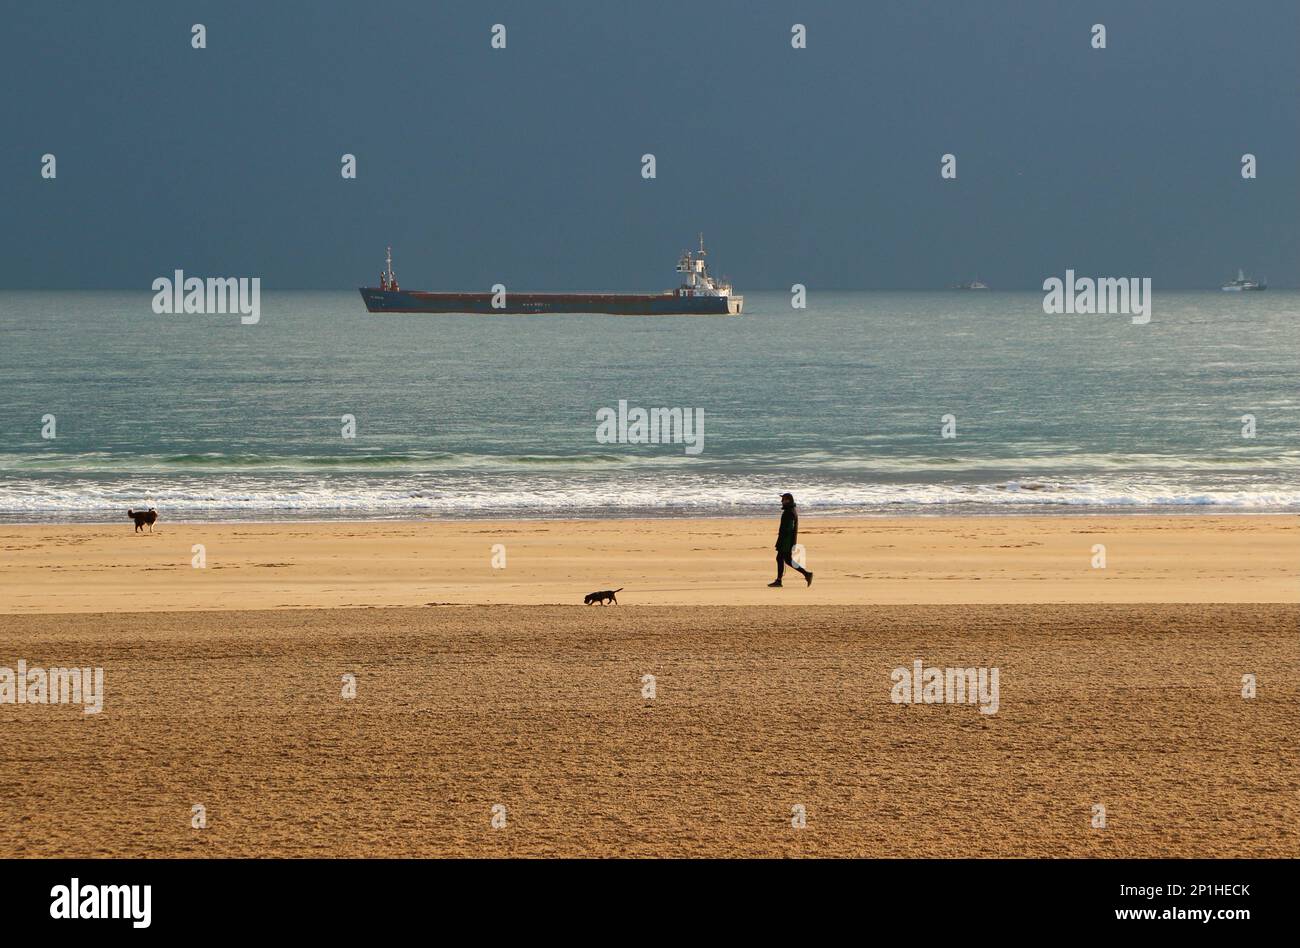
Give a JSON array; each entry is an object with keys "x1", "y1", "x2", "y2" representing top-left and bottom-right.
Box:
[
  {"x1": 127, "y1": 508, "x2": 158, "y2": 533},
  {"x1": 583, "y1": 587, "x2": 622, "y2": 606}
]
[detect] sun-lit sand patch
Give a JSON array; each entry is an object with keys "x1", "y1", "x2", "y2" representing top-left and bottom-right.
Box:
[{"x1": 0, "y1": 515, "x2": 1296, "y2": 613}]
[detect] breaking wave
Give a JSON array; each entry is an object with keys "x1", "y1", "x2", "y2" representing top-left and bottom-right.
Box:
[{"x1": 1, "y1": 471, "x2": 1297, "y2": 522}]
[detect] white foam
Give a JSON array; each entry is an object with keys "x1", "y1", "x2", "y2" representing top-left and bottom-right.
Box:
[{"x1": 1, "y1": 472, "x2": 1298, "y2": 519}]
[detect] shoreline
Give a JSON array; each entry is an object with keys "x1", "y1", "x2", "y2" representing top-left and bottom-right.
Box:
[{"x1": 2, "y1": 505, "x2": 1296, "y2": 527}]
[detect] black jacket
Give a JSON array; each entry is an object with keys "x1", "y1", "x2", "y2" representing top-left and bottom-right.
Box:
[{"x1": 777, "y1": 505, "x2": 798, "y2": 551}]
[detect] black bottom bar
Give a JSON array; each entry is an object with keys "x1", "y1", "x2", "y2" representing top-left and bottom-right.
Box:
[{"x1": 1, "y1": 858, "x2": 1281, "y2": 933}]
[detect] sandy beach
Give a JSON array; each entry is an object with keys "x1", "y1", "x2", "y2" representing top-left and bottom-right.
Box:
[
  {"x1": 2, "y1": 515, "x2": 1297, "y2": 612},
  {"x1": 1, "y1": 601, "x2": 1295, "y2": 858},
  {"x1": 1, "y1": 515, "x2": 1296, "y2": 858}
]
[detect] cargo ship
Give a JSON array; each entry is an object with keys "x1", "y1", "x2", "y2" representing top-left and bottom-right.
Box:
[{"x1": 360, "y1": 236, "x2": 742, "y2": 315}]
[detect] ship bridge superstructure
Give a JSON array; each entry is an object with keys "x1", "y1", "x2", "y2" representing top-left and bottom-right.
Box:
[{"x1": 676, "y1": 233, "x2": 737, "y2": 301}]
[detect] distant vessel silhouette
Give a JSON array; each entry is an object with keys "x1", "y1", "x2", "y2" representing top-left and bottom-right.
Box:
[
  {"x1": 1221, "y1": 268, "x2": 1266, "y2": 291},
  {"x1": 954, "y1": 279, "x2": 989, "y2": 290}
]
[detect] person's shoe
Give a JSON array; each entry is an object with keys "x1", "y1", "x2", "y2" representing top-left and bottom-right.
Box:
[
  {"x1": 767, "y1": 580, "x2": 783, "y2": 587},
  {"x1": 805, "y1": 571, "x2": 814, "y2": 587}
]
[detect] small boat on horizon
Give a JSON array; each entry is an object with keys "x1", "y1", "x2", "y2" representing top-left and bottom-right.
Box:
[
  {"x1": 1221, "y1": 268, "x2": 1267, "y2": 291},
  {"x1": 954, "y1": 279, "x2": 989, "y2": 290}
]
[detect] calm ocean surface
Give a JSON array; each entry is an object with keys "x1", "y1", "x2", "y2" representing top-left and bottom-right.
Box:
[{"x1": 1, "y1": 290, "x2": 1297, "y2": 522}]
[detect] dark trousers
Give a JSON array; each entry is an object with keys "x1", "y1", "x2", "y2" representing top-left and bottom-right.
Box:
[{"x1": 776, "y1": 548, "x2": 809, "y2": 581}]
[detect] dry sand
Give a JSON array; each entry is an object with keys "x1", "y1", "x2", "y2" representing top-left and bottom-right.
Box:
[
  {"x1": 1, "y1": 604, "x2": 1295, "y2": 858},
  {"x1": 1, "y1": 516, "x2": 1296, "y2": 857}
]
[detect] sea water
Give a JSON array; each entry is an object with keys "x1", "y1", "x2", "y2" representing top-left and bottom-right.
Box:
[{"x1": 1, "y1": 289, "x2": 1296, "y2": 521}]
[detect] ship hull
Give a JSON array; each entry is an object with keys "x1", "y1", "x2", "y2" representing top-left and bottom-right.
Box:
[{"x1": 359, "y1": 288, "x2": 742, "y2": 315}]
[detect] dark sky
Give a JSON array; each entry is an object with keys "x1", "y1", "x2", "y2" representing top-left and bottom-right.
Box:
[{"x1": 3, "y1": 0, "x2": 1296, "y2": 289}]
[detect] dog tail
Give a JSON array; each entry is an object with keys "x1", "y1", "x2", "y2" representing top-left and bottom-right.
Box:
[
  {"x1": 127, "y1": 509, "x2": 135, "y2": 517},
  {"x1": 613, "y1": 588, "x2": 623, "y2": 593}
]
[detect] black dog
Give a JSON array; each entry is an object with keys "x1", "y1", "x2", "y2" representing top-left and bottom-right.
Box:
[
  {"x1": 584, "y1": 587, "x2": 622, "y2": 606},
  {"x1": 127, "y1": 508, "x2": 158, "y2": 533}
]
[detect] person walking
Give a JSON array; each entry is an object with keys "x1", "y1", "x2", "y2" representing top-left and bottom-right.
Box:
[{"x1": 769, "y1": 492, "x2": 813, "y2": 587}]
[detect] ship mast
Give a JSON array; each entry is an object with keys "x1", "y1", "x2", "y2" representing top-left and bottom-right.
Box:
[{"x1": 381, "y1": 246, "x2": 399, "y2": 291}]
